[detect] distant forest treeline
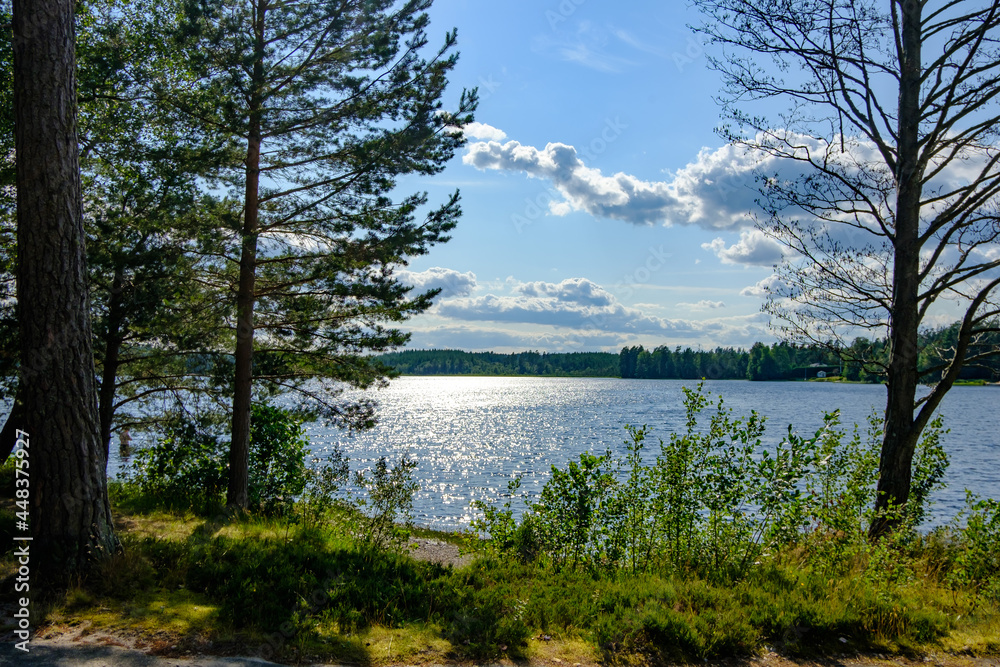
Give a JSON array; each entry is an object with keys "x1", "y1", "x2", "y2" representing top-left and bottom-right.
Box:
[
  {"x1": 376, "y1": 345, "x2": 838, "y2": 380},
  {"x1": 620, "y1": 342, "x2": 841, "y2": 380},
  {"x1": 379, "y1": 323, "x2": 1000, "y2": 382},
  {"x1": 376, "y1": 350, "x2": 620, "y2": 377}
]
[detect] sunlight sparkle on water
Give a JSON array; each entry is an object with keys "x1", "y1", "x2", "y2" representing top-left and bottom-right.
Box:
[{"x1": 299, "y1": 377, "x2": 995, "y2": 532}]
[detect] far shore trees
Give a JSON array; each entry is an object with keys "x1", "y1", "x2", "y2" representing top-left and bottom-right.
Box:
[
  {"x1": 694, "y1": 0, "x2": 1000, "y2": 536},
  {"x1": 12, "y1": 0, "x2": 119, "y2": 575},
  {"x1": 161, "y1": 0, "x2": 476, "y2": 508}
]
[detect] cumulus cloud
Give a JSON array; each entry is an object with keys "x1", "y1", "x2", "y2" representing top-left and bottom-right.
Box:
[
  {"x1": 403, "y1": 273, "x2": 776, "y2": 350},
  {"x1": 463, "y1": 137, "x2": 765, "y2": 229},
  {"x1": 436, "y1": 275, "x2": 670, "y2": 335},
  {"x1": 459, "y1": 122, "x2": 508, "y2": 142},
  {"x1": 463, "y1": 128, "x2": 1000, "y2": 240},
  {"x1": 740, "y1": 274, "x2": 788, "y2": 298},
  {"x1": 439, "y1": 294, "x2": 697, "y2": 336},
  {"x1": 397, "y1": 267, "x2": 477, "y2": 298},
  {"x1": 513, "y1": 277, "x2": 615, "y2": 307},
  {"x1": 434, "y1": 276, "x2": 769, "y2": 343},
  {"x1": 702, "y1": 229, "x2": 789, "y2": 266}
]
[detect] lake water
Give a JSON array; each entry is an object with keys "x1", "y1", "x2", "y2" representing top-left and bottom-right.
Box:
[{"x1": 283, "y1": 377, "x2": 998, "y2": 532}]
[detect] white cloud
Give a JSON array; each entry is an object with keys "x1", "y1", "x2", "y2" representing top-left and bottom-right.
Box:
[
  {"x1": 609, "y1": 26, "x2": 668, "y2": 57},
  {"x1": 430, "y1": 276, "x2": 771, "y2": 346},
  {"x1": 464, "y1": 124, "x2": 1000, "y2": 277},
  {"x1": 702, "y1": 229, "x2": 789, "y2": 266},
  {"x1": 460, "y1": 122, "x2": 508, "y2": 142},
  {"x1": 677, "y1": 300, "x2": 726, "y2": 310},
  {"x1": 513, "y1": 277, "x2": 615, "y2": 307},
  {"x1": 404, "y1": 324, "x2": 625, "y2": 353},
  {"x1": 740, "y1": 274, "x2": 788, "y2": 298},
  {"x1": 397, "y1": 267, "x2": 477, "y2": 298},
  {"x1": 463, "y1": 137, "x2": 764, "y2": 229}
]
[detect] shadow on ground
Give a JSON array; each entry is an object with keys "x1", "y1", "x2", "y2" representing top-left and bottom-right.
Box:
[{"x1": 0, "y1": 639, "x2": 285, "y2": 666}]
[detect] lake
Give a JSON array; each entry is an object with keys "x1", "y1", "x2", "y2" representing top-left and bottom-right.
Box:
[{"x1": 282, "y1": 377, "x2": 997, "y2": 532}]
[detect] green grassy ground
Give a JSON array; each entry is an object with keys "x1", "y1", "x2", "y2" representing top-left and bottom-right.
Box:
[{"x1": 1, "y1": 481, "x2": 997, "y2": 666}]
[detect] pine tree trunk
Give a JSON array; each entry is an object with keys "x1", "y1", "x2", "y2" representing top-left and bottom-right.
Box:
[
  {"x1": 98, "y1": 266, "x2": 125, "y2": 463},
  {"x1": 870, "y1": 0, "x2": 923, "y2": 539},
  {"x1": 13, "y1": 0, "x2": 119, "y2": 578},
  {"x1": 228, "y1": 175, "x2": 257, "y2": 509},
  {"x1": 226, "y1": 0, "x2": 266, "y2": 509}
]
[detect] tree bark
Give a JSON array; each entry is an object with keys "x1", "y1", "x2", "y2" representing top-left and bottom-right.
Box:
[
  {"x1": 98, "y1": 266, "x2": 125, "y2": 463},
  {"x1": 13, "y1": 0, "x2": 119, "y2": 579},
  {"x1": 871, "y1": 0, "x2": 923, "y2": 539},
  {"x1": 226, "y1": 0, "x2": 267, "y2": 509}
]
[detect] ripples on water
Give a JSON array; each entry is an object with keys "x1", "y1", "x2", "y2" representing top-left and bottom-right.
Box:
[{"x1": 298, "y1": 377, "x2": 998, "y2": 532}]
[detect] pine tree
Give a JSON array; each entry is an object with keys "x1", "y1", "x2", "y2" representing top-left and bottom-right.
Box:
[
  {"x1": 161, "y1": 0, "x2": 475, "y2": 508},
  {"x1": 12, "y1": 0, "x2": 119, "y2": 577}
]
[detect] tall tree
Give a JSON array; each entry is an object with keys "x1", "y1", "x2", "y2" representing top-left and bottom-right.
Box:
[
  {"x1": 694, "y1": 0, "x2": 1000, "y2": 535},
  {"x1": 163, "y1": 0, "x2": 475, "y2": 508},
  {"x1": 1, "y1": 0, "x2": 231, "y2": 466},
  {"x1": 76, "y1": 0, "x2": 233, "y2": 458},
  {"x1": 12, "y1": 0, "x2": 118, "y2": 575}
]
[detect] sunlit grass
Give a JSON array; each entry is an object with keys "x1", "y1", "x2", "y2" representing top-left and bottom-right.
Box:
[
  {"x1": 50, "y1": 588, "x2": 221, "y2": 636},
  {"x1": 2, "y1": 481, "x2": 998, "y2": 665}
]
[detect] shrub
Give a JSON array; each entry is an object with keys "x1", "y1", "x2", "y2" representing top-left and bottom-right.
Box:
[
  {"x1": 443, "y1": 583, "x2": 530, "y2": 659},
  {"x1": 247, "y1": 403, "x2": 310, "y2": 514},
  {"x1": 126, "y1": 403, "x2": 313, "y2": 513},
  {"x1": 352, "y1": 454, "x2": 419, "y2": 549},
  {"x1": 950, "y1": 493, "x2": 1000, "y2": 602},
  {"x1": 297, "y1": 449, "x2": 351, "y2": 527},
  {"x1": 471, "y1": 383, "x2": 951, "y2": 583},
  {"x1": 531, "y1": 450, "x2": 619, "y2": 570},
  {"x1": 125, "y1": 413, "x2": 228, "y2": 506}
]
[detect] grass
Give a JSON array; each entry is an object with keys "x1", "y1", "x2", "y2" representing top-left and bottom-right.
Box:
[{"x1": 1, "y1": 476, "x2": 998, "y2": 665}]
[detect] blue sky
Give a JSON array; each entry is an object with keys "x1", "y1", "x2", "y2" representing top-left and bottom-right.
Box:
[{"x1": 395, "y1": 0, "x2": 787, "y2": 353}]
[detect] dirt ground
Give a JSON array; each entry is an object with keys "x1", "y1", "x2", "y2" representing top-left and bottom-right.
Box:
[
  {"x1": 1, "y1": 625, "x2": 998, "y2": 667},
  {"x1": 409, "y1": 536, "x2": 473, "y2": 568}
]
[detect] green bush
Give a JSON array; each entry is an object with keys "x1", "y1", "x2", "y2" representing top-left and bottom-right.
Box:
[
  {"x1": 443, "y1": 583, "x2": 530, "y2": 659},
  {"x1": 125, "y1": 413, "x2": 228, "y2": 505},
  {"x1": 125, "y1": 403, "x2": 312, "y2": 513},
  {"x1": 247, "y1": 403, "x2": 310, "y2": 514},
  {"x1": 532, "y1": 450, "x2": 618, "y2": 570},
  {"x1": 182, "y1": 529, "x2": 457, "y2": 631},
  {"x1": 950, "y1": 493, "x2": 1000, "y2": 602},
  {"x1": 297, "y1": 449, "x2": 351, "y2": 527},
  {"x1": 185, "y1": 531, "x2": 334, "y2": 628},
  {"x1": 352, "y1": 454, "x2": 419, "y2": 550},
  {"x1": 472, "y1": 383, "x2": 951, "y2": 582}
]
